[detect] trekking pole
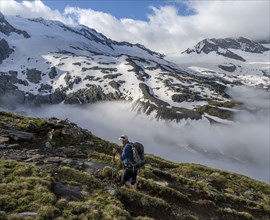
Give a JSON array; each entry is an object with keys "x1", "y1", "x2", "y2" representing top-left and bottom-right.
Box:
[
  {"x1": 111, "y1": 147, "x2": 117, "y2": 185},
  {"x1": 111, "y1": 156, "x2": 115, "y2": 184}
]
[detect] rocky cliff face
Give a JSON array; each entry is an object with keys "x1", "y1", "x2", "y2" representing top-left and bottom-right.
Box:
[
  {"x1": 0, "y1": 39, "x2": 13, "y2": 64},
  {"x1": 0, "y1": 111, "x2": 269, "y2": 219}
]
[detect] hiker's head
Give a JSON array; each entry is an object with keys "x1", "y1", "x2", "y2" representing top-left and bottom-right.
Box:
[{"x1": 119, "y1": 134, "x2": 128, "y2": 145}]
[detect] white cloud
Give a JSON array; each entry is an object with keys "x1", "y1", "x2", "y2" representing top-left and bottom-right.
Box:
[
  {"x1": 7, "y1": 86, "x2": 269, "y2": 183},
  {"x1": 64, "y1": 1, "x2": 270, "y2": 54},
  {"x1": 188, "y1": 1, "x2": 269, "y2": 40},
  {"x1": 1, "y1": 0, "x2": 73, "y2": 25},
  {"x1": 1, "y1": 0, "x2": 269, "y2": 54},
  {"x1": 64, "y1": 5, "x2": 196, "y2": 54}
]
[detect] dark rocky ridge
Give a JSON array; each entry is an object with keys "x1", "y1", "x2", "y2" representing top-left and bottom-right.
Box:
[
  {"x1": 64, "y1": 85, "x2": 121, "y2": 104},
  {"x1": 0, "y1": 111, "x2": 269, "y2": 219},
  {"x1": 183, "y1": 37, "x2": 270, "y2": 61},
  {"x1": 135, "y1": 83, "x2": 202, "y2": 121}
]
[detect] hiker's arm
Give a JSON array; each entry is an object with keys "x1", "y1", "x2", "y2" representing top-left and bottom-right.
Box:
[
  {"x1": 113, "y1": 146, "x2": 122, "y2": 159},
  {"x1": 120, "y1": 146, "x2": 129, "y2": 161}
]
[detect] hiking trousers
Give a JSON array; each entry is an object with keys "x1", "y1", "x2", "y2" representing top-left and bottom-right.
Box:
[{"x1": 121, "y1": 168, "x2": 138, "y2": 185}]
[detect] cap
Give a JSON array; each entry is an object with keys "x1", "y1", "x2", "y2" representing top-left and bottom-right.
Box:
[{"x1": 119, "y1": 134, "x2": 128, "y2": 141}]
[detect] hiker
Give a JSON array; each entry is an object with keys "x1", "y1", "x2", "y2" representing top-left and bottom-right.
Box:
[{"x1": 115, "y1": 134, "x2": 138, "y2": 190}]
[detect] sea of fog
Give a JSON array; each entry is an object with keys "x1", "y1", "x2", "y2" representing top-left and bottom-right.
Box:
[{"x1": 3, "y1": 86, "x2": 269, "y2": 183}]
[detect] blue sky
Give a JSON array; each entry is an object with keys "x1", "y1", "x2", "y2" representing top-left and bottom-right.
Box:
[{"x1": 15, "y1": 0, "x2": 193, "y2": 20}]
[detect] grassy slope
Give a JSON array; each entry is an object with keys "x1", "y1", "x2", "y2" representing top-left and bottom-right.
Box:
[{"x1": 0, "y1": 111, "x2": 269, "y2": 220}]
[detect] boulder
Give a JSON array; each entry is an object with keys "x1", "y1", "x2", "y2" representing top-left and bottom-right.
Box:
[
  {"x1": 44, "y1": 157, "x2": 65, "y2": 164},
  {"x1": 0, "y1": 136, "x2": 9, "y2": 144},
  {"x1": 19, "y1": 212, "x2": 38, "y2": 217},
  {"x1": 53, "y1": 182, "x2": 82, "y2": 201},
  {"x1": 0, "y1": 128, "x2": 34, "y2": 141},
  {"x1": 83, "y1": 161, "x2": 110, "y2": 170}
]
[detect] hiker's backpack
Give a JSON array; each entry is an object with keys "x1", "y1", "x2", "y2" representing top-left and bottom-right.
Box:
[{"x1": 131, "y1": 142, "x2": 146, "y2": 168}]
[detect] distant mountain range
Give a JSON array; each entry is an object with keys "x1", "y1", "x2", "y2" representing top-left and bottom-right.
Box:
[
  {"x1": 0, "y1": 13, "x2": 269, "y2": 122},
  {"x1": 177, "y1": 37, "x2": 269, "y2": 91}
]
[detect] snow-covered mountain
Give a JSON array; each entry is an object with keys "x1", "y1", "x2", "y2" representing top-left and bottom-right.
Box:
[
  {"x1": 0, "y1": 13, "x2": 268, "y2": 122},
  {"x1": 167, "y1": 37, "x2": 270, "y2": 91}
]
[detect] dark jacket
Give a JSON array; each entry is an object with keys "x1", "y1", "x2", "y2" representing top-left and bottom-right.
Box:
[{"x1": 120, "y1": 142, "x2": 133, "y2": 166}]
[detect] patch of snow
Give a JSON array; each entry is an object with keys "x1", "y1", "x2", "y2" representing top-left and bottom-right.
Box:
[
  {"x1": 204, "y1": 113, "x2": 235, "y2": 125},
  {"x1": 217, "y1": 47, "x2": 227, "y2": 54}
]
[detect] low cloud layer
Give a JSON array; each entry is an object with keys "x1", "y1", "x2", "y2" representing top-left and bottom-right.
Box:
[
  {"x1": 2, "y1": 0, "x2": 269, "y2": 54},
  {"x1": 8, "y1": 86, "x2": 268, "y2": 183}
]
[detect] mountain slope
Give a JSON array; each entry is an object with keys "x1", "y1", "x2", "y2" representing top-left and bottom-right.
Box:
[
  {"x1": 0, "y1": 111, "x2": 269, "y2": 219},
  {"x1": 0, "y1": 13, "x2": 244, "y2": 122}
]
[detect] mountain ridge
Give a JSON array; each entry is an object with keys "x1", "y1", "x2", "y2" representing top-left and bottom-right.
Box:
[
  {"x1": 0, "y1": 13, "x2": 269, "y2": 123},
  {"x1": 0, "y1": 13, "x2": 241, "y2": 122}
]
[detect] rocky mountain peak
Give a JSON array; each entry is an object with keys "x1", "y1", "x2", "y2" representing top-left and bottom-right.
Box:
[
  {"x1": 213, "y1": 37, "x2": 269, "y2": 53},
  {"x1": 183, "y1": 37, "x2": 269, "y2": 61}
]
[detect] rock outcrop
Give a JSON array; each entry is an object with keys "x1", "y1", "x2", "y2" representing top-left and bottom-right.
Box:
[
  {"x1": 218, "y1": 63, "x2": 237, "y2": 72},
  {"x1": 0, "y1": 39, "x2": 13, "y2": 64},
  {"x1": 26, "y1": 68, "x2": 42, "y2": 84},
  {"x1": 64, "y1": 85, "x2": 121, "y2": 104}
]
